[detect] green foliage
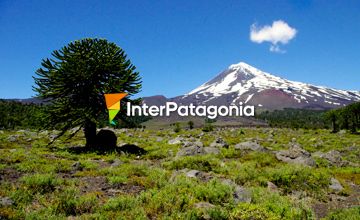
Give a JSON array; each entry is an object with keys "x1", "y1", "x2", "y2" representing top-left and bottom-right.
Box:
[
  {"x1": 0, "y1": 100, "x2": 45, "y2": 129},
  {"x1": 324, "y1": 109, "x2": 340, "y2": 133},
  {"x1": 257, "y1": 108, "x2": 328, "y2": 129},
  {"x1": 53, "y1": 188, "x2": 98, "y2": 216},
  {"x1": 251, "y1": 187, "x2": 314, "y2": 219},
  {"x1": 10, "y1": 188, "x2": 34, "y2": 205},
  {"x1": 230, "y1": 203, "x2": 280, "y2": 220},
  {"x1": 107, "y1": 176, "x2": 128, "y2": 185},
  {"x1": 136, "y1": 176, "x2": 233, "y2": 218},
  {"x1": 323, "y1": 206, "x2": 360, "y2": 220},
  {"x1": 103, "y1": 195, "x2": 139, "y2": 212},
  {"x1": 33, "y1": 38, "x2": 142, "y2": 146},
  {"x1": 21, "y1": 173, "x2": 62, "y2": 194},
  {"x1": 194, "y1": 179, "x2": 233, "y2": 204},
  {"x1": 268, "y1": 165, "x2": 330, "y2": 197},
  {"x1": 233, "y1": 161, "x2": 268, "y2": 186},
  {"x1": 1, "y1": 128, "x2": 359, "y2": 219},
  {"x1": 189, "y1": 206, "x2": 229, "y2": 220},
  {"x1": 240, "y1": 152, "x2": 278, "y2": 167},
  {"x1": 174, "y1": 122, "x2": 181, "y2": 133},
  {"x1": 202, "y1": 121, "x2": 214, "y2": 132},
  {"x1": 188, "y1": 120, "x2": 194, "y2": 129},
  {"x1": 324, "y1": 102, "x2": 360, "y2": 133}
]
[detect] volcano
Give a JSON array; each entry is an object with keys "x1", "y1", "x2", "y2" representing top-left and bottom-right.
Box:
[{"x1": 145, "y1": 62, "x2": 360, "y2": 110}]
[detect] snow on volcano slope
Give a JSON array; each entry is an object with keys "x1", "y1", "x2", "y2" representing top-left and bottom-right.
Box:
[{"x1": 177, "y1": 62, "x2": 360, "y2": 109}]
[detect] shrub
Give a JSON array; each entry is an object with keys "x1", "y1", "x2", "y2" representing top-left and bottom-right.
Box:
[
  {"x1": 234, "y1": 162, "x2": 267, "y2": 186},
  {"x1": 174, "y1": 122, "x2": 181, "y2": 133},
  {"x1": 324, "y1": 206, "x2": 360, "y2": 220},
  {"x1": 194, "y1": 179, "x2": 233, "y2": 205},
  {"x1": 53, "y1": 188, "x2": 98, "y2": 216},
  {"x1": 240, "y1": 152, "x2": 278, "y2": 167},
  {"x1": 268, "y1": 165, "x2": 330, "y2": 197},
  {"x1": 54, "y1": 188, "x2": 77, "y2": 215},
  {"x1": 251, "y1": 187, "x2": 314, "y2": 219},
  {"x1": 10, "y1": 188, "x2": 34, "y2": 205},
  {"x1": 187, "y1": 206, "x2": 229, "y2": 220},
  {"x1": 107, "y1": 176, "x2": 128, "y2": 185},
  {"x1": 103, "y1": 195, "x2": 138, "y2": 211},
  {"x1": 21, "y1": 173, "x2": 61, "y2": 194},
  {"x1": 188, "y1": 120, "x2": 194, "y2": 129},
  {"x1": 230, "y1": 203, "x2": 279, "y2": 220},
  {"x1": 202, "y1": 122, "x2": 214, "y2": 132}
]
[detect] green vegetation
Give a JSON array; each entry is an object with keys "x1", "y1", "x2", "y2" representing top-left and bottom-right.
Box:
[
  {"x1": 256, "y1": 108, "x2": 328, "y2": 129},
  {"x1": 21, "y1": 173, "x2": 62, "y2": 194},
  {"x1": 0, "y1": 100, "x2": 45, "y2": 129},
  {"x1": 33, "y1": 38, "x2": 142, "y2": 147},
  {"x1": 188, "y1": 120, "x2": 194, "y2": 129},
  {"x1": 0, "y1": 128, "x2": 359, "y2": 219},
  {"x1": 324, "y1": 102, "x2": 360, "y2": 133},
  {"x1": 202, "y1": 118, "x2": 215, "y2": 132},
  {"x1": 323, "y1": 207, "x2": 360, "y2": 220},
  {"x1": 1, "y1": 36, "x2": 359, "y2": 219},
  {"x1": 174, "y1": 122, "x2": 181, "y2": 133},
  {"x1": 256, "y1": 102, "x2": 360, "y2": 132},
  {"x1": 0, "y1": 100, "x2": 150, "y2": 131}
]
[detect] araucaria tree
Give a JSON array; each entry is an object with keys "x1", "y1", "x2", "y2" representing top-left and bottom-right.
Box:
[{"x1": 33, "y1": 38, "x2": 141, "y2": 147}]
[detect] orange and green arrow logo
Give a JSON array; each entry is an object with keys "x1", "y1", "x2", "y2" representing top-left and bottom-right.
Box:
[{"x1": 104, "y1": 93, "x2": 127, "y2": 125}]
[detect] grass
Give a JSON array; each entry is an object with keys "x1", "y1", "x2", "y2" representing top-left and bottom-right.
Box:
[
  {"x1": 0, "y1": 127, "x2": 359, "y2": 219},
  {"x1": 322, "y1": 206, "x2": 360, "y2": 220},
  {"x1": 21, "y1": 173, "x2": 62, "y2": 194}
]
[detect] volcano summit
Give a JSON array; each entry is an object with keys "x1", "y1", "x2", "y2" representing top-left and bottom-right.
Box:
[{"x1": 145, "y1": 62, "x2": 360, "y2": 110}]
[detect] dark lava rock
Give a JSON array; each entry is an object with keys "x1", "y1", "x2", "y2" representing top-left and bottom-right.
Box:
[{"x1": 96, "y1": 129, "x2": 117, "y2": 149}]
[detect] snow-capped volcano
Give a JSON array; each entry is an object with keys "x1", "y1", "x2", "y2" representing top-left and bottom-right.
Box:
[{"x1": 173, "y1": 62, "x2": 360, "y2": 109}]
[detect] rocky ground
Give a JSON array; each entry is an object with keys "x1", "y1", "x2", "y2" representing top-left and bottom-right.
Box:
[{"x1": 0, "y1": 128, "x2": 359, "y2": 219}]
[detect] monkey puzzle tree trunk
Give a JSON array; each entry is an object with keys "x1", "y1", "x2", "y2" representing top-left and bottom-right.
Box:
[{"x1": 84, "y1": 120, "x2": 97, "y2": 148}]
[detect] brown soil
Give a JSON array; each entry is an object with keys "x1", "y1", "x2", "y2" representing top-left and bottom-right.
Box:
[
  {"x1": 0, "y1": 168, "x2": 22, "y2": 183},
  {"x1": 312, "y1": 182, "x2": 360, "y2": 219},
  {"x1": 77, "y1": 176, "x2": 145, "y2": 198}
]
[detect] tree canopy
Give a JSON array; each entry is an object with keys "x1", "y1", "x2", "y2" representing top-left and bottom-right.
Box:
[
  {"x1": 33, "y1": 38, "x2": 142, "y2": 147},
  {"x1": 324, "y1": 102, "x2": 360, "y2": 133}
]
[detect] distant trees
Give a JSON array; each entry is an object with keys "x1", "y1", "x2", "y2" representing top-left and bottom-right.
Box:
[
  {"x1": 324, "y1": 110, "x2": 339, "y2": 133},
  {"x1": 202, "y1": 118, "x2": 214, "y2": 132},
  {"x1": 256, "y1": 108, "x2": 328, "y2": 129},
  {"x1": 188, "y1": 120, "x2": 194, "y2": 129},
  {"x1": 0, "y1": 100, "x2": 149, "y2": 131},
  {"x1": 0, "y1": 100, "x2": 45, "y2": 129},
  {"x1": 324, "y1": 102, "x2": 360, "y2": 133},
  {"x1": 33, "y1": 38, "x2": 142, "y2": 147},
  {"x1": 173, "y1": 122, "x2": 181, "y2": 133},
  {"x1": 256, "y1": 104, "x2": 360, "y2": 132}
]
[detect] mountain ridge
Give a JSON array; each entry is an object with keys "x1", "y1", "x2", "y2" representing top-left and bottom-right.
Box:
[
  {"x1": 4, "y1": 62, "x2": 360, "y2": 110},
  {"x1": 144, "y1": 62, "x2": 359, "y2": 110}
]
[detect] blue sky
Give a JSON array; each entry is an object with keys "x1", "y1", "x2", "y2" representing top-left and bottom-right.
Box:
[{"x1": 0, "y1": 0, "x2": 359, "y2": 99}]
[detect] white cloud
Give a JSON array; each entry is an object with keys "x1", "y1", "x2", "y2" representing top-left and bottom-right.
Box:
[{"x1": 250, "y1": 20, "x2": 297, "y2": 53}]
